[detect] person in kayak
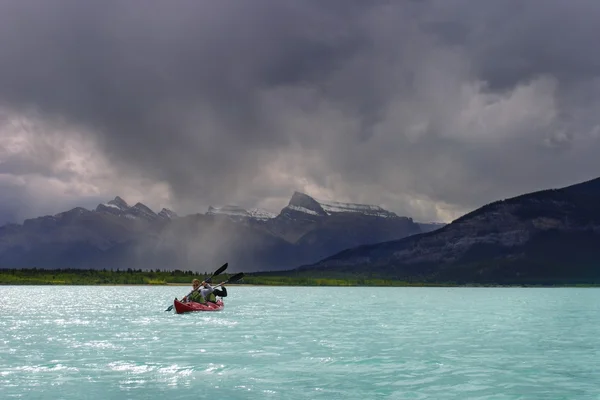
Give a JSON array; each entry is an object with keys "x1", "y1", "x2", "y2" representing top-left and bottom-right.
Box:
[
  {"x1": 198, "y1": 280, "x2": 229, "y2": 303},
  {"x1": 181, "y1": 279, "x2": 226, "y2": 304},
  {"x1": 179, "y1": 279, "x2": 204, "y2": 303},
  {"x1": 206, "y1": 281, "x2": 227, "y2": 303}
]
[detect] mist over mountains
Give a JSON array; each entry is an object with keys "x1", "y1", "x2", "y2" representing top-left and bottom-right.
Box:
[
  {"x1": 0, "y1": 191, "x2": 433, "y2": 272},
  {"x1": 3, "y1": 175, "x2": 600, "y2": 284}
]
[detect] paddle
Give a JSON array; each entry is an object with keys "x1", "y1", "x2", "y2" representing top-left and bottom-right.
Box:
[
  {"x1": 164, "y1": 262, "x2": 228, "y2": 311},
  {"x1": 207, "y1": 263, "x2": 229, "y2": 282},
  {"x1": 212, "y1": 272, "x2": 245, "y2": 287}
]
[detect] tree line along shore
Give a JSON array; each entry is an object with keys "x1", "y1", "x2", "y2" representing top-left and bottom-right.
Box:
[
  {"x1": 0, "y1": 268, "x2": 419, "y2": 286},
  {"x1": 1, "y1": 268, "x2": 598, "y2": 287}
]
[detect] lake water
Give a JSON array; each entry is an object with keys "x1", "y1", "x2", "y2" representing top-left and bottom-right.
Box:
[{"x1": 1, "y1": 285, "x2": 599, "y2": 399}]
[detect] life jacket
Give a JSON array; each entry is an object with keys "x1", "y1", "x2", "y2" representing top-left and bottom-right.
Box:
[
  {"x1": 207, "y1": 292, "x2": 217, "y2": 303},
  {"x1": 189, "y1": 290, "x2": 206, "y2": 304}
]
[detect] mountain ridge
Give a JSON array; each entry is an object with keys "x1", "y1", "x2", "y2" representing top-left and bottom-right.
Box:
[
  {"x1": 292, "y1": 176, "x2": 600, "y2": 284},
  {"x1": 0, "y1": 191, "x2": 432, "y2": 272}
]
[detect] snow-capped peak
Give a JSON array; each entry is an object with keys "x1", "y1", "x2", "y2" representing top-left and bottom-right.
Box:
[
  {"x1": 95, "y1": 196, "x2": 163, "y2": 221},
  {"x1": 108, "y1": 196, "x2": 129, "y2": 210},
  {"x1": 96, "y1": 196, "x2": 130, "y2": 215},
  {"x1": 158, "y1": 208, "x2": 178, "y2": 220},
  {"x1": 282, "y1": 191, "x2": 398, "y2": 218},
  {"x1": 284, "y1": 192, "x2": 328, "y2": 217},
  {"x1": 127, "y1": 202, "x2": 158, "y2": 220}
]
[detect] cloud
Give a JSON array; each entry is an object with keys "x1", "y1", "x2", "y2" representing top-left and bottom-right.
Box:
[
  {"x1": 0, "y1": 109, "x2": 173, "y2": 221},
  {"x1": 1, "y1": 0, "x2": 600, "y2": 225}
]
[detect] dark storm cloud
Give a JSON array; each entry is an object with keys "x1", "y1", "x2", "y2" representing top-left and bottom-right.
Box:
[
  {"x1": 421, "y1": 0, "x2": 600, "y2": 89},
  {"x1": 0, "y1": 0, "x2": 374, "y2": 204},
  {"x1": 1, "y1": 0, "x2": 600, "y2": 224}
]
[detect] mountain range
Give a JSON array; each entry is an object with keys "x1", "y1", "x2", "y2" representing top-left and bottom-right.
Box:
[
  {"x1": 0, "y1": 191, "x2": 434, "y2": 271},
  {"x1": 292, "y1": 176, "x2": 600, "y2": 284}
]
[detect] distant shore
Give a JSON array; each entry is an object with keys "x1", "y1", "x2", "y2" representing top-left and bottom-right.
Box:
[
  {"x1": 2, "y1": 281, "x2": 599, "y2": 288},
  {"x1": 0, "y1": 283, "x2": 261, "y2": 287},
  {"x1": 1, "y1": 268, "x2": 599, "y2": 287}
]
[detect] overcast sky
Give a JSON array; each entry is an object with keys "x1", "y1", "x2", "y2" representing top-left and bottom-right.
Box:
[{"x1": 1, "y1": 0, "x2": 600, "y2": 225}]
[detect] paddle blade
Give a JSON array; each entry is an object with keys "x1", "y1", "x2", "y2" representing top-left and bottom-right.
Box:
[
  {"x1": 226, "y1": 272, "x2": 244, "y2": 284},
  {"x1": 212, "y1": 262, "x2": 228, "y2": 277}
]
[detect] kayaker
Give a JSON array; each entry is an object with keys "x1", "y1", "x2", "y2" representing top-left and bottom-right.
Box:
[
  {"x1": 207, "y1": 282, "x2": 227, "y2": 303},
  {"x1": 180, "y1": 279, "x2": 202, "y2": 303},
  {"x1": 181, "y1": 279, "x2": 226, "y2": 304}
]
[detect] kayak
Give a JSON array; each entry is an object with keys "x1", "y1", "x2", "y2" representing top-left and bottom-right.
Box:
[{"x1": 173, "y1": 299, "x2": 224, "y2": 314}]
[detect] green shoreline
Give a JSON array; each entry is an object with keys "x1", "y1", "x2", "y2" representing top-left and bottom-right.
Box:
[
  {"x1": 2, "y1": 282, "x2": 599, "y2": 288},
  {"x1": 1, "y1": 268, "x2": 599, "y2": 287}
]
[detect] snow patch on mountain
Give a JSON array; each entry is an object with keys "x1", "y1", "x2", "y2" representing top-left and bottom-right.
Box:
[
  {"x1": 287, "y1": 205, "x2": 321, "y2": 216},
  {"x1": 96, "y1": 196, "x2": 131, "y2": 216},
  {"x1": 316, "y1": 199, "x2": 398, "y2": 218},
  {"x1": 108, "y1": 196, "x2": 129, "y2": 210},
  {"x1": 207, "y1": 205, "x2": 275, "y2": 221},
  {"x1": 248, "y1": 208, "x2": 277, "y2": 220},
  {"x1": 208, "y1": 205, "x2": 249, "y2": 218}
]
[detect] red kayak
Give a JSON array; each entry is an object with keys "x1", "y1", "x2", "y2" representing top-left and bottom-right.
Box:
[{"x1": 173, "y1": 299, "x2": 224, "y2": 314}]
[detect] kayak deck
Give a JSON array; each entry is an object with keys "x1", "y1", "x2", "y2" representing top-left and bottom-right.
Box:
[{"x1": 173, "y1": 299, "x2": 224, "y2": 314}]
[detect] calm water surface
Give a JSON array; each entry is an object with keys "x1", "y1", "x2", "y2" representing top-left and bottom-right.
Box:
[{"x1": 1, "y1": 286, "x2": 599, "y2": 399}]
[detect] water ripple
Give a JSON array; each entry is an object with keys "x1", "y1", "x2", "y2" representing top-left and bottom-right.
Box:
[{"x1": 1, "y1": 285, "x2": 600, "y2": 399}]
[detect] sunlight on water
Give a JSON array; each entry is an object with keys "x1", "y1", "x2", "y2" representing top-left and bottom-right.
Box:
[{"x1": 1, "y1": 285, "x2": 600, "y2": 399}]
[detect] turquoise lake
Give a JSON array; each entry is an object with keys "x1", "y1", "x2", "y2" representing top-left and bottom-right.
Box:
[{"x1": 1, "y1": 285, "x2": 599, "y2": 399}]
